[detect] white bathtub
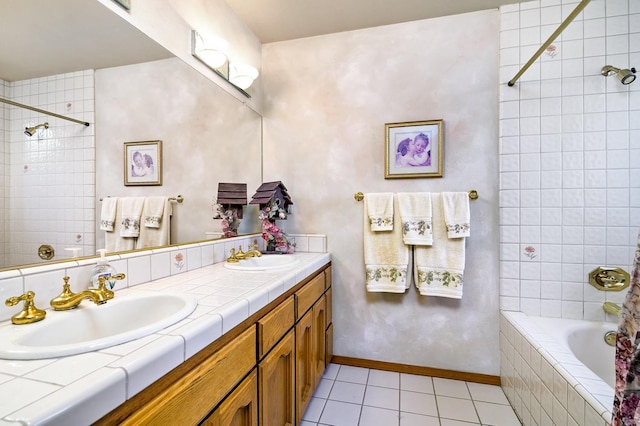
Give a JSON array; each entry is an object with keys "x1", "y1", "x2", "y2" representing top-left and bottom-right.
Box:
[{"x1": 500, "y1": 311, "x2": 614, "y2": 426}]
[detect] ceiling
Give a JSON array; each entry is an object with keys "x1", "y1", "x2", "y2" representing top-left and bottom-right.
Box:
[
  {"x1": 0, "y1": 0, "x2": 172, "y2": 82},
  {"x1": 223, "y1": 0, "x2": 523, "y2": 44}
]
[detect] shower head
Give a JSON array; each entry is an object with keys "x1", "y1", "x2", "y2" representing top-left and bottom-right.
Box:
[
  {"x1": 601, "y1": 65, "x2": 636, "y2": 85},
  {"x1": 24, "y1": 122, "x2": 49, "y2": 137}
]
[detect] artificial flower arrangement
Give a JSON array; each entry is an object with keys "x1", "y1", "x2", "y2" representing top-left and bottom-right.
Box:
[
  {"x1": 258, "y1": 199, "x2": 295, "y2": 253},
  {"x1": 214, "y1": 204, "x2": 241, "y2": 238}
]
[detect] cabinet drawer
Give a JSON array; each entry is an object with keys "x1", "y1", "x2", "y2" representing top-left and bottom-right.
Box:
[
  {"x1": 122, "y1": 327, "x2": 256, "y2": 426},
  {"x1": 257, "y1": 296, "x2": 294, "y2": 358},
  {"x1": 295, "y1": 273, "x2": 325, "y2": 319}
]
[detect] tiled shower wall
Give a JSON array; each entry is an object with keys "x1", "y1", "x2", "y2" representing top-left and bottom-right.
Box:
[
  {"x1": 499, "y1": 0, "x2": 640, "y2": 320},
  {"x1": 4, "y1": 71, "x2": 95, "y2": 266}
]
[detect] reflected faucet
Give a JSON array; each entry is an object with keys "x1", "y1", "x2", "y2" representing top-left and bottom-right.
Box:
[
  {"x1": 50, "y1": 274, "x2": 125, "y2": 310},
  {"x1": 603, "y1": 301, "x2": 622, "y2": 317}
]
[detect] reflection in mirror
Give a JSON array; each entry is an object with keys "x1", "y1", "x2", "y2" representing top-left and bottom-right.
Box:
[{"x1": 0, "y1": 0, "x2": 263, "y2": 270}]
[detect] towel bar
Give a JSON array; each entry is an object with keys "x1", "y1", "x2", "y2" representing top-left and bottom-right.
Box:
[
  {"x1": 100, "y1": 195, "x2": 184, "y2": 203},
  {"x1": 354, "y1": 191, "x2": 478, "y2": 202}
]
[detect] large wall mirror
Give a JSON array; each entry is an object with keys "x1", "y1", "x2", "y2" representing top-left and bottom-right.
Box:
[{"x1": 0, "y1": 0, "x2": 263, "y2": 270}]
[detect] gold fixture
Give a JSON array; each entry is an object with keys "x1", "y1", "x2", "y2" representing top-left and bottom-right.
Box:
[
  {"x1": 589, "y1": 267, "x2": 630, "y2": 292},
  {"x1": 50, "y1": 274, "x2": 125, "y2": 310},
  {"x1": 38, "y1": 244, "x2": 55, "y2": 260},
  {"x1": 354, "y1": 190, "x2": 479, "y2": 202},
  {"x1": 604, "y1": 330, "x2": 617, "y2": 347},
  {"x1": 602, "y1": 65, "x2": 636, "y2": 85},
  {"x1": 508, "y1": 0, "x2": 591, "y2": 86},
  {"x1": 603, "y1": 301, "x2": 622, "y2": 317},
  {"x1": 226, "y1": 245, "x2": 262, "y2": 263},
  {"x1": 100, "y1": 195, "x2": 184, "y2": 203},
  {"x1": 5, "y1": 291, "x2": 47, "y2": 325},
  {"x1": 0, "y1": 97, "x2": 90, "y2": 127}
]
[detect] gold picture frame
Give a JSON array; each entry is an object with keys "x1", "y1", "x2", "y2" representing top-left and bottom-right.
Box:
[
  {"x1": 124, "y1": 140, "x2": 162, "y2": 186},
  {"x1": 385, "y1": 119, "x2": 444, "y2": 179}
]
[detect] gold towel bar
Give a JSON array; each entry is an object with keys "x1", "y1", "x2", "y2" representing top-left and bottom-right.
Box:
[
  {"x1": 354, "y1": 190, "x2": 478, "y2": 202},
  {"x1": 100, "y1": 195, "x2": 184, "y2": 203}
]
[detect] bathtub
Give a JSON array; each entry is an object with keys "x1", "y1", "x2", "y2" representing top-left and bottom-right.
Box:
[{"x1": 500, "y1": 311, "x2": 614, "y2": 426}]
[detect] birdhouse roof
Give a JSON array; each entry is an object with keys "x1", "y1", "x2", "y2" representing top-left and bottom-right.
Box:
[
  {"x1": 216, "y1": 183, "x2": 247, "y2": 205},
  {"x1": 249, "y1": 181, "x2": 293, "y2": 206}
]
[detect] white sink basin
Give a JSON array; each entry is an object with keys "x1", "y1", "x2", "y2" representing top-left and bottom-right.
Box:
[
  {"x1": 0, "y1": 292, "x2": 196, "y2": 360},
  {"x1": 224, "y1": 254, "x2": 299, "y2": 271}
]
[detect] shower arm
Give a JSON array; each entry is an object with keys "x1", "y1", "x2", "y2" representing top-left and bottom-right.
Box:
[
  {"x1": 507, "y1": 0, "x2": 591, "y2": 87},
  {"x1": 0, "y1": 97, "x2": 90, "y2": 127}
]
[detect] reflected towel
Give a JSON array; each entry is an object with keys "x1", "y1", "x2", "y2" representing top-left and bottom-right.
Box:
[
  {"x1": 442, "y1": 192, "x2": 470, "y2": 238},
  {"x1": 364, "y1": 196, "x2": 409, "y2": 293},
  {"x1": 99, "y1": 197, "x2": 118, "y2": 232},
  {"x1": 143, "y1": 196, "x2": 167, "y2": 228},
  {"x1": 137, "y1": 198, "x2": 172, "y2": 249},
  {"x1": 105, "y1": 199, "x2": 136, "y2": 253},
  {"x1": 397, "y1": 192, "x2": 433, "y2": 246},
  {"x1": 119, "y1": 197, "x2": 145, "y2": 238},
  {"x1": 414, "y1": 194, "x2": 466, "y2": 299},
  {"x1": 366, "y1": 192, "x2": 394, "y2": 231}
]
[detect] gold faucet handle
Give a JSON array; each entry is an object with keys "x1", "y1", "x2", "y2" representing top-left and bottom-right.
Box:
[
  {"x1": 236, "y1": 245, "x2": 246, "y2": 255},
  {"x1": 248, "y1": 241, "x2": 259, "y2": 251},
  {"x1": 5, "y1": 290, "x2": 47, "y2": 325},
  {"x1": 227, "y1": 248, "x2": 240, "y2": 263},
  {"x1": 97, "y1": 273, "x2": 126, "y2": 289}
]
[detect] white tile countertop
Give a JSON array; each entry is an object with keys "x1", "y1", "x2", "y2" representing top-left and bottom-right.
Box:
[{"x1": 0, "y1": 252, "x2": 331, "y2": 425}]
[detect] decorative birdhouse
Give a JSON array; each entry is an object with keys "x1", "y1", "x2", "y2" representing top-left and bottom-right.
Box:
[
  {"x1": 249, "y1": 181, "x2": 293, "y2": 217},
  {"x1": 217, "y1": 183, "x2": 247, "y2": 219}
]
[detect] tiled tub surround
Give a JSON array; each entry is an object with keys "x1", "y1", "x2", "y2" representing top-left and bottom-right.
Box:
[
  {"x1": 0, "y1": 234, "x2": 328, "y2": 424},
  {"x1": 500, "y1": 311, "x2": 614, "y2": 426}
]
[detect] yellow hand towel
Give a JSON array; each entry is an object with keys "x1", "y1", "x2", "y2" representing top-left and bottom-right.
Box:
[
  {"x1": 137, "y1": 197, "x2": 172, "y2": 249},
  {"x1": 366, "y1": 192, "x2": 394, "y2": 231},
  {"x1": 364, "y1": 195, "x2": 409, "y2": 293},
  {"x1": 442, "y1": 192, "x2": 470, "y2": 238},
  {"x1": 414, "y1": 193, "x2": 466, "y2": 299},
  {"x1": 396, "y1": 192, "x2": 433, "y2": 245}
]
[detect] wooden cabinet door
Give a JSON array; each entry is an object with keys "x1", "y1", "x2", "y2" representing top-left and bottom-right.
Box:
[
  {"x1": 258, "y1": 331, "x2": 295, "y2": 426},
  {"x1": 295, "y1": 308, "x2": 315, "y2": 425},
  {"x1": 201, "y1": 370, "x2": 258, "y2": 426},
  {"x1": 313, "y1": 295, "x2": 326, "y2": 385}
]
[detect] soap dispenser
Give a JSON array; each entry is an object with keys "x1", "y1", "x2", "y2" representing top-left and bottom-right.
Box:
[{"x1": 90, "y1": 249, "x2": 117, "y2": 290}]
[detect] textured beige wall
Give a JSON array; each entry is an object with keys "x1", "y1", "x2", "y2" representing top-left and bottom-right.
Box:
[
  {"x1": 262, "y1": 10, "x2": 501, "y2": 375},
  {"x1": 95, "y1": 57, "x2": 262, "y2": 249}
]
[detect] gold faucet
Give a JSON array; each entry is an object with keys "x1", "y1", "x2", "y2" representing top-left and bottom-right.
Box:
[
  {"x1": 603, "y1": 301, "x2": 622, "y2": 317},
  {"x1": 226, "y1": 244, "x2": 262, "y2": 263},
  {"x1": 5, "y1": 291, "x2": 47, "y2": 324},
  {"x1": 50, "y1": 274, "x2": 125, "y2": 310}
]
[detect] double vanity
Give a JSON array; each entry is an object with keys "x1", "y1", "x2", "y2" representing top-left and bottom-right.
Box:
[{"x1": 0, "y1": 235, "x2": 331, "y2": 425}]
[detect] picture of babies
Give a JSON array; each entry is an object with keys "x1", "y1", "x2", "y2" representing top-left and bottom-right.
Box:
[
  {"x1": 396, "y1": 133, "x2": 431, "y2": 167},
  {"x1": 131, "y1": 151, "x2": 155, "y2": 177}
]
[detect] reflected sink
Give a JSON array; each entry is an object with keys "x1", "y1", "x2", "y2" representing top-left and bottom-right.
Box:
[
  {"x1": 0, "y1": 292, "x2": 196, "y2": 360},
  {"x1": 224, "y1": 254, "x2": 299, "y2": 271}
]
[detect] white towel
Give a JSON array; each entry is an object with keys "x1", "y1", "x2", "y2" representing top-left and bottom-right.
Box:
[
  {"x1": 364, "y1": 196, "x2": 409, "y2": 293},
  {"x1": 119, "y1": 197, "x2": 145, "y2": 238},
  {"x1": 366, "y1": 192, "x2": 394, "y2": 231},
  {"x1": 143, "y1": 196, "x2": 167, "y2": 228},
  {"x1": 99, "y1": 197, "x2": 118, "y2": 232},
  {"x1": 396, "y1": 192, "x2": 433, "y2": 246},
  {"x1": 105, "y1": 199, "x2": 136, "y2": 253},
  {"x1": 414, "y1": 194, "x2": 466, "y2": 299},
  {"x1": 136, "y1": 198, "x2": 172, "y2": 249},
  {"x1": 442, "y1": 192, "x2": 470, "y2": 238}
]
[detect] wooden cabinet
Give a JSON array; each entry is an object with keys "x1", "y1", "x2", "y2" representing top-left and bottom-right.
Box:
[
  {"x1": 98, "y1": 263, "x2": 332, "y2": 426},
  {"x1": 258, "y1": 331, "x2": 295, "y2": 426},
  {"x1": 202, "y1": 370, "x2": 258, "y2": 426}
]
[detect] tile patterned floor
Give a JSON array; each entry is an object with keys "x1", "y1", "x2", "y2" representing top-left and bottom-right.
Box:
[{"x1": 301, "y1": 363, "x2": 521, "y2": 426}]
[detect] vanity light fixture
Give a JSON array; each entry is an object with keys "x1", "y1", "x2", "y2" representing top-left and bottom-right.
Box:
[
  {"x1": 229, "y1": 62, "x2": 259, "y2": 90},
  {"x1": 601, "y1": 65, "x2": 636, "y2": 85},
  {"x1": 192, "y1": 30, "x2": 228, "y2": 70}
]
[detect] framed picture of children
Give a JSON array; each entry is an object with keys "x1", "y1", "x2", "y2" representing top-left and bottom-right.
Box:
[
  {"x1": 384, "y1": 119, "x2": 443, "y2": 179},
  {"x1": 124, "y1": 140, "x2": 163, "y2": 186}
]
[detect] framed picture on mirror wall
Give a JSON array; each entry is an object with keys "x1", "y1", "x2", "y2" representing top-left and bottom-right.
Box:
[
  {"x1": 385, "y1": 119, "x2": 444, "y2": 179},
  {"x1": 124, "y1": 140, "x2": 162, "y2": 186}
]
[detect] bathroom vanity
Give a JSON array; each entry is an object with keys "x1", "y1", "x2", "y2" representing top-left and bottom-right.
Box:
[{"x1": 0, "y1": 240, "x2": 331, "y2": 426}]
